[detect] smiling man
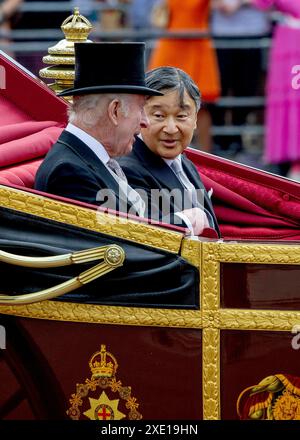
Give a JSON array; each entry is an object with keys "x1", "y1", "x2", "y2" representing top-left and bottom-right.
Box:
[{"x1": 118, "y1": 66, "x2": 220, "y2": 236}]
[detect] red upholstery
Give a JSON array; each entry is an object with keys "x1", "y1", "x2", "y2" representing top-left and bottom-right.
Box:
[
  {"x1": 0, "y1": 124, "x2": 63, "y2": 168},
  {"x1": 0, "y1": 51, "x2": 299, "y2": 241},
  {"x1": 0, "y1": 95, "x2": 32, "y2": 124},
  {"x1": 0, "y1": 121, "x2": 63, "y2": 187},
  {"x1": 0, "y1": 159, "x2": 43, "y2": 188},
  {"x1": 186, "y1": 149, "x2": 300, "y2": 241},
  {"x1": 0, "y1": 120, "x2": 62, "y2": 145},
  {"x1": 0, "y1": 52, "x2": 67, "y2": 188},
  {"x1": 0, "y1": 53, "x2": 67, "y2": 124}
]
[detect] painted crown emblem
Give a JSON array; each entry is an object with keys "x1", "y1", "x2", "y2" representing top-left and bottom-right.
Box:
[{"x1": 89, "y1": 345, "x2": 118, "y2": 379}]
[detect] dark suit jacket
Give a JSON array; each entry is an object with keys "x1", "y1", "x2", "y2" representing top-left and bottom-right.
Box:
[
  {"x1": 34, "y1": 130, "x2": 137, "y2": 214},
  {"x1": 118, "y1": 137, "x2": 220, "y2": 236}
]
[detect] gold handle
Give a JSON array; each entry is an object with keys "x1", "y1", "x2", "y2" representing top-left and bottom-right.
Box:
[{"x1": 0, "y1": 245, "x2": 125, "y2": 305}]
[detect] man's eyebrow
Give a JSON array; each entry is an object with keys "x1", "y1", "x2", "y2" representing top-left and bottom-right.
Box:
[
  {"x1": 148, "y1": 104, "x2": 164, "y2": 109},
  {"x1": 148, "y1": 103, "x2": 193, "y2": 110},
  {"x1": 179, "y1": 104, "x2": 193, "y2": 110}
]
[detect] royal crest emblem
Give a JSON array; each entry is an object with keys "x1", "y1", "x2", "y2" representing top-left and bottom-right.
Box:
[
  {"x1": 84, "y1": 390, "x2": 125, "y2": 420},
  {"x1": 67, "y1": 345, "x2": 142, "y2": 420},
  {"x1": 237, "y1": 374, "x2": 300, "y2": 420}
]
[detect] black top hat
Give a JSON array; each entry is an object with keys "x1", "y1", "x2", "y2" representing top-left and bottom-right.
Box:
[{"x1": 58, "y1": 42, "x2": 162, "y2": 97}]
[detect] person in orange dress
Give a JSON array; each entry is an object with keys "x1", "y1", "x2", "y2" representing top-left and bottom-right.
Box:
[{"x1": 148, "y1": 0, "x2": 220, "y2": 152}]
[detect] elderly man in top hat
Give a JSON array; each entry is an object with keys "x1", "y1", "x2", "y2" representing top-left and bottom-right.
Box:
[{"x1": 35, "y1": 42, "x2": 161, "y2": 216}]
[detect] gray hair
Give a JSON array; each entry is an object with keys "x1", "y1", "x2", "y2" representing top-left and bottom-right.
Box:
[
  {"x1": 68, "y1": 93, "x2": 130, "y2": 126},
  {"x1": 145, "y1": 67, "x2": 201, "y2": 111}
]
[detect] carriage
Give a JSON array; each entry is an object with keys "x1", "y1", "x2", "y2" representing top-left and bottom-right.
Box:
[{"x1": 0, "y1": 49, "x2": 299, "y2": 422}]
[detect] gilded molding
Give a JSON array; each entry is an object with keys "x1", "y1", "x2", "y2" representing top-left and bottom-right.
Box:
[
  {"x1": 203, "y1": 242, "x2": 300, "y2": 264},
  {"x1": 201, "y1": 257, "x2": 219, "y2": 311},
  {"x1": 39, "y1": 68, "x2": 75, "y2": 80},
  {"x1": 9, "y1": 303, "x2": 300, "y2": 332},
  {"x1": 180, "y1": 238, "x2": 201, "y2": 267},
  {"x1": 0, "y1": 187, "x2": 183, "y2": 253},
  {"x1": 202, "y1": 328, "x2": 220, "y2": 420},
  {"x1": 49, "y1": 46, "x2": 75, "y2": 55},
  {"x1": 0, "y1": 301, "x2": 202, "y2": 328},
  {"x1": 202, "y1": 310, "x2": 221, "y2": 329},
  {"x1": 220, "y1": 309, "x2": 300, "y2": 331},
  {"x1": 200, "y1": 240, "x2": 300, "y2": 419},
  {"x1": 42, "y1": 55, "x2": 75, "y2": 65}
]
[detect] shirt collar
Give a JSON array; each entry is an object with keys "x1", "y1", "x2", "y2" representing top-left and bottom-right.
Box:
[
  {"x1": 163, "y1": 155, "x2": 182, "y2": 168},
  {"x1": 65, "y1": 123, "x2": 110, "y2": 165}
]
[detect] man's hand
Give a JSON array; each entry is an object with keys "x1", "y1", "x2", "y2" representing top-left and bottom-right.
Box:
[{"x1": 181, "y1": 207, "x2": 210, "y2": 235}]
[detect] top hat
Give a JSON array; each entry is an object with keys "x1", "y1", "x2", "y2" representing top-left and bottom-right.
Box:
[{"x1": 58, "y1": 42, "x2": 162, "y2": 97}]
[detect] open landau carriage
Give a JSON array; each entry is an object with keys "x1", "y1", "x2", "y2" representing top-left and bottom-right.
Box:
[{"x1": 0, "y1": 30, "x2": 299, "y2": 421}]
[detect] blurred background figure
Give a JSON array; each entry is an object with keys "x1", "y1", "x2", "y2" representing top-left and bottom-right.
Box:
[
  {"x1": 128, "y1": 0, "x2": 157, "y2": 31},
  {"x1": 0, "y1": 0, "x2": 23, "y2": 51},
  {"x1": 248, "y1": 0, "x2": 300, "y2": 180},
  {"x1": 0, "y1": 0, "x2": 23, "y2": 31},
  {"x1": 148, "y1": 0, "x2": 221, "y2": 153},
  {"x1": 97, "y1": 0, "x2": 130, "y2": 30},
  {"x1": 211, "y1": 0, "x2": 270, "y2": 160}
]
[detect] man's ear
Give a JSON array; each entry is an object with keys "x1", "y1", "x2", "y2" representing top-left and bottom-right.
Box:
[
  {"x1": 193, "y1": 113, "x2": 198, "y2": 130},
  {"x1": 107, "y1": 99, "x2": 121, "y2": 126}
]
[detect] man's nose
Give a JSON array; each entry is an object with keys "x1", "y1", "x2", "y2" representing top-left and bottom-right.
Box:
[
  {"x1": 140, "y1": 108, "x2": 149, "y2": 128},
  {"x1": 163, "y1": 117, "x2": 178, "y2": 134}
]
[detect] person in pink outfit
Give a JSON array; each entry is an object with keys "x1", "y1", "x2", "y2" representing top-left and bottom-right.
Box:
[{"x1": 236, "y1": 0, "x2": 300, "y2": 180}]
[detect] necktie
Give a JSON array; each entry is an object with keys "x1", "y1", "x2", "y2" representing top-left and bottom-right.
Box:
[
  {"x1": 107, "y1": 158, "x2": 128, "y2": 182},
  {"x1": 107, "y1": 159, "x2": 145, "y2": 217},
  {"x1": 171, "y1": 158, "x2": 198, "y2": 207},
  {"x1": 171, "y1": 158, "x2": 215, "y2": 228}
]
